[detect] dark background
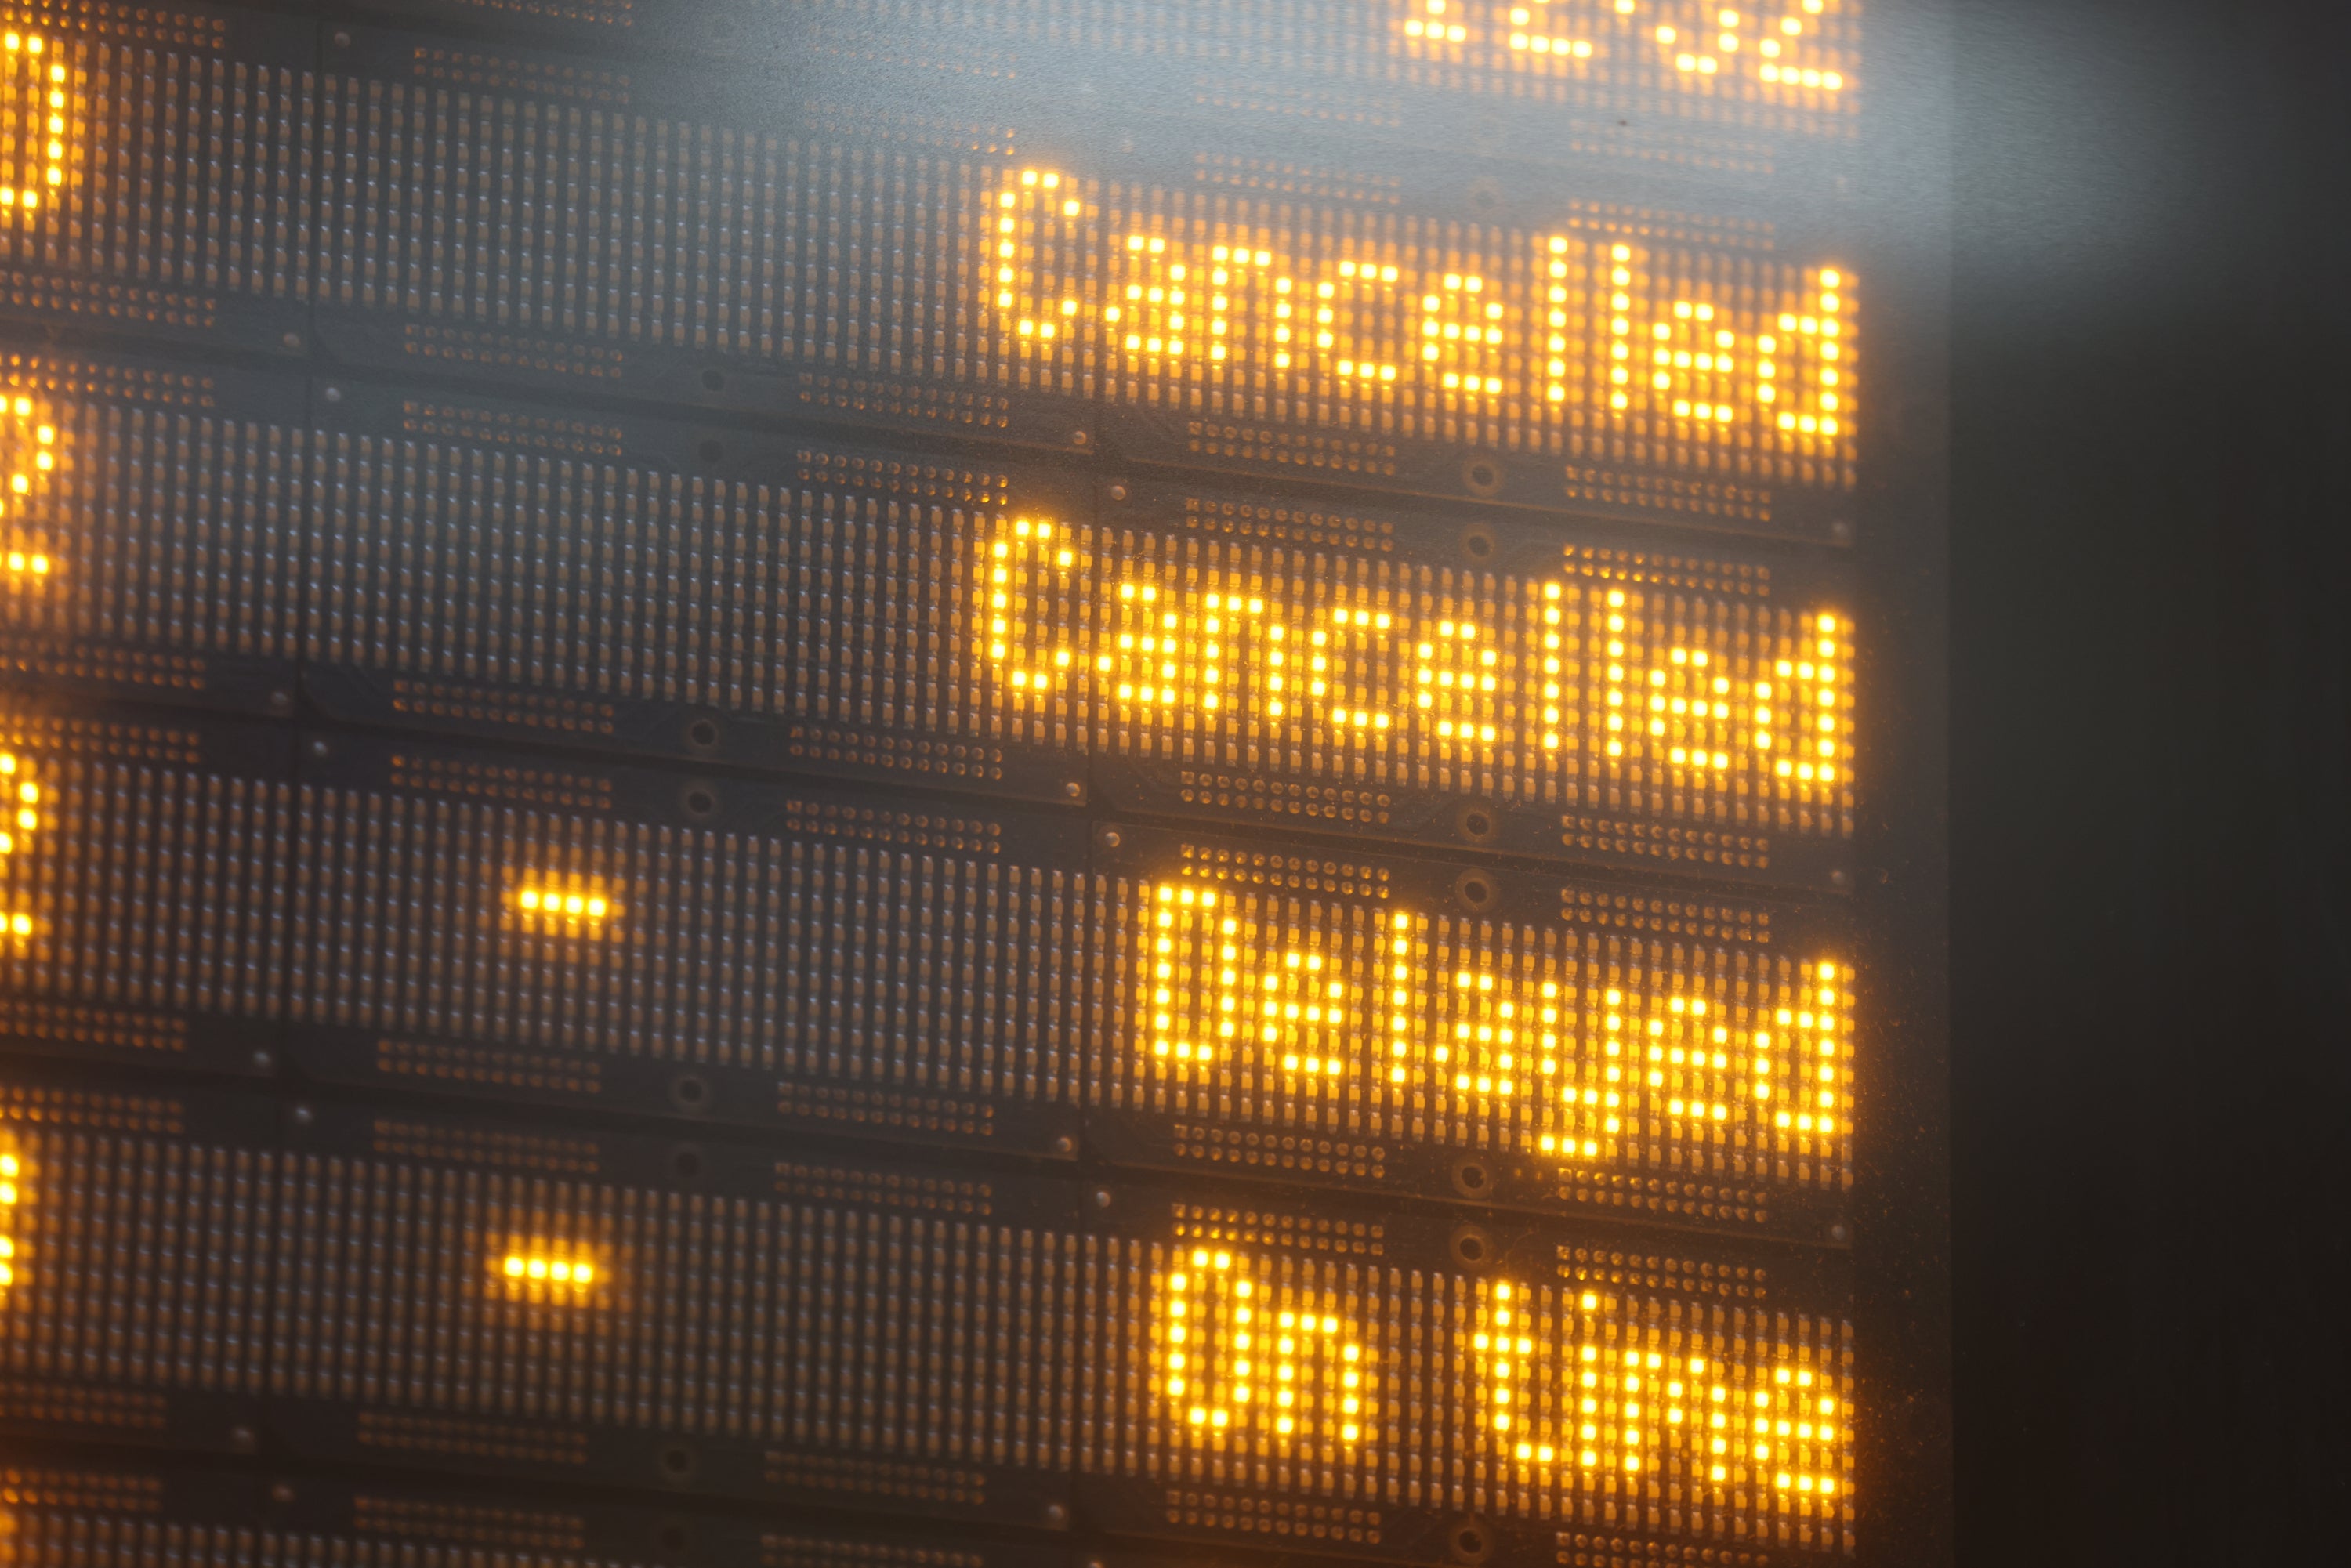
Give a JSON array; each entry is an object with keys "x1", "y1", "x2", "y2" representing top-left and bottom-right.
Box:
[{"x1": 1951, "y1": 0, "x2": 2349, "y2": 1559}]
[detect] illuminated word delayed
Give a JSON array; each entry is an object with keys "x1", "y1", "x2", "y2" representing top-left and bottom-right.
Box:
[
  {"x1": 981, "y1": 516, "x2": 1855, "y2": 810},
  {"x1": 1475, "y1": 1281, "x2": 1846, "y2": 1501},
  {"x1": 1138, "y1": 882, "x2": 1850, "y2": 1163},
  {"x1": 1400, "y1": 0, "x2": 1853, "y2": 96},
  {"x1": 997, "y1": 169, "x2": 1854, "y2": 463}
]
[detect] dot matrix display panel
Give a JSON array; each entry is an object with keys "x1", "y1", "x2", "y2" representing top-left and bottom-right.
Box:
[{"x1": 0, "y1": 1074, "x2": 1854, "y2": 1559}]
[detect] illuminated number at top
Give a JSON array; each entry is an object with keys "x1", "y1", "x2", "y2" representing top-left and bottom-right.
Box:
[
  {"x1": 1400, "y1": 2, "x2": 1854, "y2": 96},
  {"x1": 0, "y1": 31, "x2": 69, "y2": 225}
]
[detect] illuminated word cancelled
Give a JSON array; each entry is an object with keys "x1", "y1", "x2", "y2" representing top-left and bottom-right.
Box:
[
  {"x1": 997, "y1": 169, "x2": 1856, "y2": 469},
  {"x1": 1137, "y1": 882, "x2": 1850, "y2": 1167},
  {"x1": 1475, "y1": 1281, "x2": 1847, "y2": 1502},
  {"x1": 1154, "y1": 1246, "x2": 1372, "y2": 1452},
  {"x1": 1400, "y1": 1, "x2": 1854, "y2": 96},
  {"x1": 980, "y1": 516, "x2": 1855, "y2": 815},
  {"x1": 0, "y1": 31, "x2": 71, "y2": 225}
]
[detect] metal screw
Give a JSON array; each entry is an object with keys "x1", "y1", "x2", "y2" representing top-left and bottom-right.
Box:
[
  {"x1": 307, "y1": 737, "x2": 329, "y2": 760},
  {"x1": 1071, "y1": 429, "x2": 1091, "y2": 447},
  {"x1": 1106, "y1": 482, "x2": 1128, "y2": 502},
  {"x1": 1829, "y1": 867, "x2": 1852, "y2": 890},
  {"x1": 1099, "y1": 828, "x2": 1121, "y2": 849},
  {"x1": 250, "y1": 1049, "x2": 276, "y2": 1074},
  {"x1": 230, "y1": 1425, "x2": 258, "y2": 1453},
  {"x1": 1830, "y1": 518, "x2": 1855, "y2": 544},
  {"x1": 331, "y1": 31, "x2": 350, "y2": 48},
  {"x1": 1050, "y1": 1134, "x2": 1076, "y2": 1158},
  {"x1": 1063, "y1": 780, "x2": 1084, "y2": 800},
  {"x1": 270, "y1": 1482, "x2": 295, "y2": 1505},
  {"x1": 322, "y1": 385, "x2": 342, "y2": 404},
  {"x1": 1042, "y1": 1503, "x2": 1069, "y2": 1529},
  {"x1": 1090, "y1": 1187, "x2": 1113, "y2": 1209},
  {"x1": 1830, "y1": 1223, "x2": 1850, "y2": 1243},
  {"x1": 280, "y1": 331, "x2": 302, "y2": 352},
  {"x1": 291, "y1": 1104, "x2": 314, "y2": 1128},
  {"x1": 266, "y1": 690, "x2": 292, "y2": 715}
]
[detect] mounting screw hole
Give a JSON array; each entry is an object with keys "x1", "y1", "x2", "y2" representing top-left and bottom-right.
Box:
[
  {"x1": 1107, "y1": 482, "x2": 1129, "y2": 502},
  {"x1": 1454, "y1": 870, "x2": 1496, "y2": 911},
  {"x1": 1449, "y1": 1522, "x2": 1493, "y2": 1564},
  {"x1": 1449, "y1": 1225, "x2": 1492, "y2": 1267},
  {"x1": 682, "y1": 787, "x2": 718, "y2": 820},
  {"x1": 1462, "y1": 525, "x2": 1496, "y2": 562},
  {"x1": 671, "y1": 1147, "x2": 705, "y2": 1182},
  {"x1": 656, "y1": 1442, "x2": 696, "y2": 1480},
  {"x1": 686, "y1": 718, "x2": 720, "y2": 751},
  {"x1": 697, "y1": 437, "x2": 724, "y2": 463},
  {"x1": 1458, "y1": 806, "x2": 1496, "y2": 842},
  {"x1": 670, "y1": 1074, "x2": 711, "y2": 1112},
  {"x1": 1462, "y1": 458, "x2": 1503, "y2": 498},
  {"x1": 1465, "y1": 177, "x2": 1503, "y2": 216},
  {"x1": 1451, "y1": 1157, "x2": 1494, "y2": 1197},
  {"x1": 701, "y1": 368, "x2": 726, "y2": 392}
]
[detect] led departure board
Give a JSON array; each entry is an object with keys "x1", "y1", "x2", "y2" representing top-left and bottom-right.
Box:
[{"x1": 0, "y1": 0, "x2": 1947, "y2": 1563}]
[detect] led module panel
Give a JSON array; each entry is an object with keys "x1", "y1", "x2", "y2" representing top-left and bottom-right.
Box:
[
  {"x1": 0, "y1": 701, "x2": 1089, "y2": 1156},
  {"x1": 0, "y1": 696, "x2": 1850, "y2": 1242},
  {"x1": 0, "y1": 356, "x2": 1855, "y2": 887},
  {"x1": 0, "y1": 1071, "x2": 1855, "y2": 1561},
  {"x1": 0, "y1": 5, "x2": 1860, "y2": 540}
]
